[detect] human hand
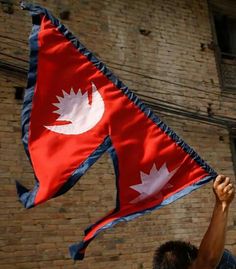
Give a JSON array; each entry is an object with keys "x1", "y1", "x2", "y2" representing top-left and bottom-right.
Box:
[{"x1": 213, "y1": 175, "x2": 235, "y2": 209}]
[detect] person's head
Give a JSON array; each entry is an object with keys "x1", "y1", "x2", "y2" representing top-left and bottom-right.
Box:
[{"x1": 153, "y1": 240, "x2": 198, "y2": 269}]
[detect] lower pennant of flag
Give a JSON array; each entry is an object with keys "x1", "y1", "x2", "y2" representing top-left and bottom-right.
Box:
[{"x1": 18, "y1": 2, "x2": 217, "y2": 260}]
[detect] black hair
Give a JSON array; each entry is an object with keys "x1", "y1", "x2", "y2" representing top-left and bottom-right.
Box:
[{"x1": 153, "y1": 240, "x2": 198, "y2": 269}]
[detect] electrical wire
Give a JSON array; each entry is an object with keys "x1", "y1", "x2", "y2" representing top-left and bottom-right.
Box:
[
  {"x1": 143, "y1": 98, "x2": 235, "y2": 127},
  {"x1": 1, "y1": 47, "x2": 236, "y2": 101},
  {"x1": 0, "y1": 37, "x2": 221, "y2": 93},
  {"x1": 105, "y1": 60, "x2": 228, "y2": 98},
  {"x1": 1, "y1": 59, "x2": 235, "y2": 129},
  {"x1": 0, "y1": 34, "x2": 28, "y2": 45},
  {"x1": 1, "y1": 0, "x2": 236, "y2": 101},
  {"x1": 0, "y1": 2, "x2": 235, "y2": 130},
  {"x1": 0, "y1": 47, "x2": 224, "y2": 94},
  {"x1": 123, "y1": 76, "x2": 219, "y2": 109},
  {"x1": 0, "y1": 40, "x2": 29, "y2": 51},
  {"x1": 0, "y1": 60, "x2": 28, "y2": 75},
  {"x1": 104, "y1": 58, "x2": 221, "y2": 89},
  {"x1": 0, "y1": 52, "x2": 28, "y2": 63}
]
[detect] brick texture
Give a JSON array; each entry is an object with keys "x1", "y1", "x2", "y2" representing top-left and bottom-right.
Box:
[{"x1": 0, "y1": 0, "x2": 236, "y2": 268}]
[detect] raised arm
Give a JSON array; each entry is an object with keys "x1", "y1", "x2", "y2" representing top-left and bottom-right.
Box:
[{"x1": 191, "y1": 175, "x2": 235, "y2": 269}]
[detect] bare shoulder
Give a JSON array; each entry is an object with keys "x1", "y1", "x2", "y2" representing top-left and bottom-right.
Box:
[{"x1": 189, "y1": 260, "x2": 215, "y2": 269}]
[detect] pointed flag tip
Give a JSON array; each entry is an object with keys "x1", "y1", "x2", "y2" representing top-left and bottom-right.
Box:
[
  {"x1": 69, "y1": 242, "x2": 86, "y2": 260},
  {"x1": 15, "y1": 180, "x2": 36, "y2": 209},
  {"x1": 20, "y1": 1, "x2": 30, "y2": 10},
  {"x1": 15, "y1": 180, "x2": 29, "y2": 196}
]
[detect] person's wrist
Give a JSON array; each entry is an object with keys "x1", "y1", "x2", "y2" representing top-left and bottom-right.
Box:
[{"x1": 215, "y1": 199, "x2": 230, "y2": 212}]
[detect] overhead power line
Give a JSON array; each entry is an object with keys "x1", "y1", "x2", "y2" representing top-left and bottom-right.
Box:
[
  {"x1": 104, "y1": 60, "x2": 236, "y2": 102},
  {"x1": 1, "y1": 49, "x2": 236, "y2": 100},
  {"x1": 0, "y1": 59, "x2": 236, "y2": 128},
  {"x1": 0, "y1": 60, "x2": 28, "y2": 75}
]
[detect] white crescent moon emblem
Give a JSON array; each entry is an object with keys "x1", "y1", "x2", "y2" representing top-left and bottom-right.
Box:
[{"x1": 44, "y1": 83, "x2": 105, "y2": 135}]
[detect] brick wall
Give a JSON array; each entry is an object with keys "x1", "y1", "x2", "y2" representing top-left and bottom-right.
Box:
[{"x1": 0, "y1": 0, "x2": 236, "y2": 268}]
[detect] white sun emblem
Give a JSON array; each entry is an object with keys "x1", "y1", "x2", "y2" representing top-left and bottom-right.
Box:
[
  {"x1": 130, "y1": 163, "x2": 179, "y2": 204},
  {"x1": 45, "y1": 82, "x2": 105, "y2": 135}
]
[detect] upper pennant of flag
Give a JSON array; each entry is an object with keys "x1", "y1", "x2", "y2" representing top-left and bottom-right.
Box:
[
  {"x1": 130, "y1": 163, "x2": 179, "y2": 204},
  {"x1": 44, "y1": 82, "x2": 105, "y2": 135}
]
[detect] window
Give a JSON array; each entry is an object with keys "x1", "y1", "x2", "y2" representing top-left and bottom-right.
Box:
[
  {"x1": 214, "y1": 14, "x2": 236, "y2": 58},
  {"x1": 213, "y1": 13, "x2": 236, "y2": 90},
  {"x1": 230, "y1": 131, "x2": 236, "y2": 175}
]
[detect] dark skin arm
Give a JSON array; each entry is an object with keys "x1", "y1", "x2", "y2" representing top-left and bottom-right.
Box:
[{"x1": 190, "y1": 175, "x2": 235, "y2": 269}]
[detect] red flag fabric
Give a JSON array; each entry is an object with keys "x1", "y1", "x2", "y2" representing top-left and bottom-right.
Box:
[{"x1": 17, "y1": 3, "x2": 217, "y2": 260}]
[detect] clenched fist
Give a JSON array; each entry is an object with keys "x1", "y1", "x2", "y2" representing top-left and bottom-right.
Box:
[{"x1": 213, "y1": 175, "x2": 235, "y2": 209}]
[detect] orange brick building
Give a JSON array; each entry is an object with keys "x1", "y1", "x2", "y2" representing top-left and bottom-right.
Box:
[{"x1": 0, "y1": 0, "x2": 236, "y2": 268}]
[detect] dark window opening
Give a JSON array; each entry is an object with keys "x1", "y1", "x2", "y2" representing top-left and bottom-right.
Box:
[
  {"x1": 14, "y1": 86, "x2": 24, "y2": 100},
  {"x1": 233, "y1": 138, "x2": 236, "y2": 156},
  {"x1": 213, "y1": 12, "x2": 236, "y2": 91},
  {"x1": 214, "y1": 14, "x2": 236, "y2": 58},
  {"x1": 231, "y1": 134, "x2": 236, "y2": 176}
]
